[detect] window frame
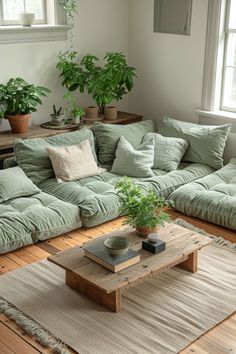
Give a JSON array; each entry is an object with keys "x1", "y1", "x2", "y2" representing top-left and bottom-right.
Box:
[
  {"x1": 0, "y1": 0, "x2": 47, "y2": 26},
  {"x1": 220, "y1": 0, "x2": 236, "y2": 113},
  {"x1": 0, "y1": 0, "x2": 70, "y2": 44}
]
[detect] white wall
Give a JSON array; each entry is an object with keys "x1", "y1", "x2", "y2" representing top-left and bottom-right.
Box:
[
  {"x1": 0, "y1": 0, "x2": 130, "y2": 131},
  {"x1": 128, "y1": 0, "x2": 209, "y2": 123},
  {"x1": 128, "y1": 0, "x2": 236, "y2": 161}
]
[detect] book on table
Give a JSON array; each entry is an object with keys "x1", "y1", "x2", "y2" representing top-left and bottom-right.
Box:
[{"x1": 83, "y1": 239, "x2": 140, "y2": 273}]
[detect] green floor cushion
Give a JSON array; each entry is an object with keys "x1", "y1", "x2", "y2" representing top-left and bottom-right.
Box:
[
  {"x1": 0, "y1": 166, "x2": 40, "y2": 202},
  {"x1": 111, "y1": 137, "x2": 155, "y2": 177},
  {"x1": 0, "y1": 192, "x2": 82, "y2": 254},
  {"x1": 158, "y1": 116, "x2": 231, "y2": 169},
  {"x1": 169, "y1": 159, "x2": 236, "y2": 230},
  {"x1": 13, "y1": 127, "x2": 97, "y2": 186},
  {"x1": 143, "y1": 133, "x2": 189, "y2": 171},
  {"x1": 40, "y1": 163, "x2": 213, "y2": 227},
  {"x1": 94, "y1": 120, "x2": 154, "y2": 165}
]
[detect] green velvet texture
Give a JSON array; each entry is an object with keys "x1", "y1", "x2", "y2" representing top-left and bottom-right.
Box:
[
  {"x1": 169, "y1": 159, "x2": 236, "y2": 231},
  {"x1": 143, "y1": 132, "x2": 189, "y2": 171},
  {"x1": 0, "y1": 167, "x2": 40, "y2": 202},
  {"x1": 13, "y1": 128, "x2": 97, "y2": 185},
  {"x1": 158, "y1": 117, "x2": 231, "y2": 169},
  {"x1": 94, "y1": 120, "x2": 154, "y2": 165},
  {"x1": 111, "y1": 137, "x2": 154, "y2": 177},
  {"x1": 40, "y1": 163, "x2": 213, "y2": 227},
  {"x1": 0, "y1": 192, "x2": 82, "y2": 254}
]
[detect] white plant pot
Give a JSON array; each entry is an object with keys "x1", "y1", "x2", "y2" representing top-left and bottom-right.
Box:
[
  {"x1": 18, "y1": 13, "x2": 35, "y2": 27},
  {"x1": 72, "y1": 116, "x2": 81, "y2": 124}
]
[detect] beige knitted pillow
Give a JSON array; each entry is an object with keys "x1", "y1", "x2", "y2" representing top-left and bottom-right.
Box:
[{"x1": 47, "y1": 140, "x2": 105, "y2": 183}]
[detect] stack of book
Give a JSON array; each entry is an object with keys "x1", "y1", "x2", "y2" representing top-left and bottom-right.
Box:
[{"x1": 83, "y1": 239, "x2": 140, "y2": 273}]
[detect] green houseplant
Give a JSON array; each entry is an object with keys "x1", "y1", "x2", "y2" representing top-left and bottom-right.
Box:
[
  {"x1": 57, "y1": 51, "x2": 136, "y2": 115},
  {"x1": 50, "y1": 105, "x2": 65, "y2": 127},
  {"x1": 63, "y1": 91, "x2": 84, "y2": 124},
  {"x1": 116, "y1": 177, "x2": 170, "y2": 237},
  {"x1": 0, "y1": 78, "x2": 50, "y2": 133}
]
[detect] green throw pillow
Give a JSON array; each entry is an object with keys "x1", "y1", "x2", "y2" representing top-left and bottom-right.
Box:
[
  {"x1": 158, "y1": 116, "x2": 231, "y2": 169},
  {"x1": 143, "y1": 132, "x2": 189, "y2": 171},
  {"x1": 94, "y1": 120, "x2": 154, "y2": 165},
  {"x1": 0, "y1": 166, "x2": 40, "y2": 202},
  {"x1": 111, "y1": 136, "x2": 155, "y2": 178},
  {"x1": 13, "y1": 128, "x2": 97, "y2": 185}
]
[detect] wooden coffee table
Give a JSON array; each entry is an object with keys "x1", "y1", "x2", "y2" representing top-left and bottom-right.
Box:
[{"x1": 48, "y1": 223, "x2": 212, "y2": 312}]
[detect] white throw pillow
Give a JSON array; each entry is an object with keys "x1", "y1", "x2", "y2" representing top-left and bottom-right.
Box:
[{"x1": 47, "y1": 140, "x2": 105, "y2": 183}]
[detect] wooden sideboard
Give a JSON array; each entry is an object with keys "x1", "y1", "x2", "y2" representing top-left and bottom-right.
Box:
[{"x1": 0, "y1": 111, "x2": 143, "y2": 162}]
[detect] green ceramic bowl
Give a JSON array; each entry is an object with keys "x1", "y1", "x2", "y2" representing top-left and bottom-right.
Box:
[{"x1": 104, "y1": 236, "x2": 129, "y2": 256}]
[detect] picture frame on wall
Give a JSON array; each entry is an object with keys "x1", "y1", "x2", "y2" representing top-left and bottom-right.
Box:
[{"x1": 154, "y1": 0, "x2": 192, "y2": 35}]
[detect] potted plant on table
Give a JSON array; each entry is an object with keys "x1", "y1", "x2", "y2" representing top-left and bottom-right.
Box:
[
  {"x1": 57, "y1": 51, "x2": 136, "y2": 119},
  {"x1": 63, "y1": 91, "x2": 85, "y2": 124},
  {"x1": 116, "y1": 177, "x2": 170, "y2": 237},
  {"x1": 0, "y1": 78, "x2": 50, "y2": 134},
  {"x1": 50, "y1": 105, "x2": 65, "y2": 127}
]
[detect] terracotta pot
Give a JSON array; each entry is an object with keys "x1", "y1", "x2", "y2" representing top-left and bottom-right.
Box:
[
  {"x1": 85, "y1": 106, "x2": 98, "y2": 119},
  {"x1": 7, "y1": 114, "x2": 31, "y2": 134},
  {"x1": 136, "y1": 226, "x2": 159, "y2": 238},
  {"x1": 104, "y1": 106, "x2": 117, "y2": 120}
]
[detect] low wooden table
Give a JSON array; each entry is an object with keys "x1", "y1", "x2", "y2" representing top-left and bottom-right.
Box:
[{"x1": 48, "y1": 224, "x2": 212, "y2": 312}]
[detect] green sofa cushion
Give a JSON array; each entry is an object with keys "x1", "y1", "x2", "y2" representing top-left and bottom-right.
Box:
[
  {"x1": 143, "y1": 133, "x2": 189, "y2": 171},
  {"x1": 94, "y1": 120, "x2": 154, "y2": 165},
  {"x1": 0, "y1": 192, "x2": 82, "y2": 254},
  {"x1": 169, "y1": 158, "x2": 236, "y2": 231},
  {"x1": 40, "y1": 163, "x2": 213, "y2": 228},
  {"x1": 0, "y1": 167, "x2": 40, "y2": 202},
  {"x1": 111, "y1": 137, "x2": 155, "y2": 177},
  {"x1": 13, "y1": 128, "x2": 97, "y2": 185},
  {"x1": 158, "y1": 117, "x2": 231, "y2": 169}
]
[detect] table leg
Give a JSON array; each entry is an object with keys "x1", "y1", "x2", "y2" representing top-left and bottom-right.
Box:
[
  {"x1": 65, "y1": 270, "x2": 122, "y2": 312},
  {"x1": 178, "y1": 251, "x2": 198, "y2": 273}
]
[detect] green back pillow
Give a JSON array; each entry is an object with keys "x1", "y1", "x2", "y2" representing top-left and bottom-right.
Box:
[
  {"x1": 111, "y1": 136, "x2": 154, "y2": 178},
  {"x1": 158, "y1": 117, "x2": 231, "y2": 169},
  {"x1": 143, "y1": 132, "x2": 189, "y2": 171},
  {"x1": 94, "y1": 120, "x2": 154, "y2": 165},
  {"x1": 0, "y1": 166, "x2": 40, "y2": 202},
  {"x1": 14, "y1": 128, "x2": 97, "y2": 185}
]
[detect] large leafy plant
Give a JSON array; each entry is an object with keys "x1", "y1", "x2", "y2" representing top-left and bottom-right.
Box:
[
  {"x1": 0, "y1": 78, "x2": 50, "y2": 115},
  {"x1": 57, "y1": 51, "x2": 136, "y2": 112},
  {"x1": 116, "y1": 177, "x2": 170, "y2": 229}
]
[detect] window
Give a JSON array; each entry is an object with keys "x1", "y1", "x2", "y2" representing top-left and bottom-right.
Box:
[
  {"x1": 221, "y1": 0, "x2": 236, "y2": 112},
  {"x1": 200, "y1": 0, "x2": 236, "y2": 120},
  {"x1": 0, "y1": 0, "x2": 46, "y2": 25},
  {"x1": 0, "y1": 0, "x2": 69, "y2": 44}
]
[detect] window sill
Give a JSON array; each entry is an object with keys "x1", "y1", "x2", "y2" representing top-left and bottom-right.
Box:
[
  {"x1": 195, "y1": 109, "x2": 236, "y2": 132},
  {"x1": 0, "y1": 25, "x2": 71, "y2": 44}
]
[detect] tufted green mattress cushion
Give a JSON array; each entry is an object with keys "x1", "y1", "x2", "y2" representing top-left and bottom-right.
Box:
[
  {"x1": 13, "y1": 127, "x2": 97, "y2": 186},
  {"x1": 0, "y1": 192, "x2": 82, "y2": 254},
  {"x1": 39, "y1": 163, "x2": 213, "y2": 227},
  {"x1": 169, "y1": 158, "x2": 236, "y2": 230}
]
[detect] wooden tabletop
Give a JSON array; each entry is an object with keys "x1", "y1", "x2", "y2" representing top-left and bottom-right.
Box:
[{"x1": 48, "y1": 223, "x2": 212, "y2": 294}]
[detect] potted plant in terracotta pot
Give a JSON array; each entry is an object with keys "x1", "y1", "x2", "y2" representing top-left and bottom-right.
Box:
[
  {"x1": 116, "y1": 177, "x2": 170, "y2": 237},
  {"x1": 57, "y1": 51, "x2": 136, "y2": 117},
  {"x1": 0, "y1": 78, "x2": 50, "y2": 134}
]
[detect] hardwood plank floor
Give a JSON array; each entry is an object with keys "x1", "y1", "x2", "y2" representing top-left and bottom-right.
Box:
[{"x1": 0, "y1": 214, "x2": 235, "y2": 354}]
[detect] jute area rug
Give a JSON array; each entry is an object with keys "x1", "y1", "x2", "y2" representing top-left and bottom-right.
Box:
[{"x1": 0, "y1": 219, "x2": 236, "y2": 354}]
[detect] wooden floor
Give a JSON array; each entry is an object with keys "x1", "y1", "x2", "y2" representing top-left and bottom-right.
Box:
[{"x1": 0, "y1": 211, "x2": 235, "y2": 354}]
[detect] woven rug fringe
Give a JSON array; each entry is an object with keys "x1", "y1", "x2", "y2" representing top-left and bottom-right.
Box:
[{"x1": 0, "y1": 298, "x2": 69, "y2": 354}]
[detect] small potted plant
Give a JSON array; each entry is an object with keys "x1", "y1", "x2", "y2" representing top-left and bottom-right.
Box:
[
  {"x1": 72, "y1": 107, "x2": 84, "y2": 124},
  {"x1": 50, "y1": 105, "x2": 65, "y2": 126},
  {"x1": 63, "y1": 91, "x2": 84, "y2": 124},
  {"x1": 116, "y1": 177, "x2": 170, "y2": 237},
  {"x1": 57, "y1": 51, "x2": 136, "y2": 117},
  {"x1": 0, "y1": 78, "x2": 50, "y2": 134}
]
